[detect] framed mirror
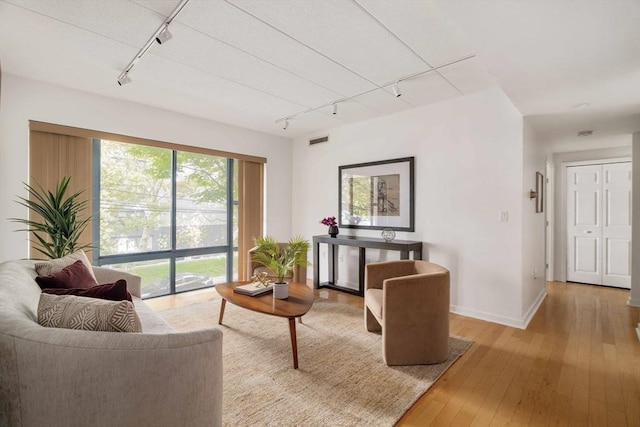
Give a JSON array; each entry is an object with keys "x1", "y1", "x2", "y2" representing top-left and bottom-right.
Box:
[{"x1": 339, "y1": 157, "x2": 414, "y2": 231}]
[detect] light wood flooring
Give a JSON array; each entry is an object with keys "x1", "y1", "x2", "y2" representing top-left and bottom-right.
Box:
[{"x1": 147, "y1": 281, "x2": 640, "y2": 426}]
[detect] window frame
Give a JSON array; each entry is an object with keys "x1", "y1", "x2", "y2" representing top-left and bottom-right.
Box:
[{"x1": 92, "y1": 138, "x2": 238, "y2": 298}]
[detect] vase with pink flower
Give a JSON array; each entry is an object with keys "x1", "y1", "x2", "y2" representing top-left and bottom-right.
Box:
[{"x1": 321, "y1": 216, "x2": 339, "y2": 238}]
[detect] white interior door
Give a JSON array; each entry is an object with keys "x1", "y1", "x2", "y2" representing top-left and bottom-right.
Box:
[
  {"x1": 567, "y1": 165, "x2": 602, "y2": 285},
  {"x1": 566, "y1": 162, "x2": 632, "y2": 288},
  {"x1": 602, "y1": 162, "x2": 632, "y2": 288}
]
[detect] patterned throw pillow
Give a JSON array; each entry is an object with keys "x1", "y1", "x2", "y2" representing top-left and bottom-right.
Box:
[
  {"x1": 34, "y1": 250, "x2": 97, "y2": 282},
  {"x1": 37, "y1": 293, "x2": 142, "y2": 333}
]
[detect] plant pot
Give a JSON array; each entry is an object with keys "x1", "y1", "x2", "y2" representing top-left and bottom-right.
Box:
[
  {"x1": 273, "y1": 282, "x2": 289, "y2": 299},
  {"x1": 328, "y1": 225, "x2": 339, "y2": 238}
]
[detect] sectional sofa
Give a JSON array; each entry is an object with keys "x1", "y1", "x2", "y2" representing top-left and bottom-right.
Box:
[{"x1": 0, "y1": 259, "x2": 223, "y2": 427}]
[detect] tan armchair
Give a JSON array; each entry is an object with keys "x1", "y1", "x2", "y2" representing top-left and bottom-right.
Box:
[
  {"x1": 247, "y1": 244, "x2": 308, "y2": 284},
  {"x1": 365, "y1": 260, "x2": 450, "y2": 366}
]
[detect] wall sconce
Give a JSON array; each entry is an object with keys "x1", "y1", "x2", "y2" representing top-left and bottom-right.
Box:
[{"x1": 532, "y1": 171, "x2": 544, "y2": 213}]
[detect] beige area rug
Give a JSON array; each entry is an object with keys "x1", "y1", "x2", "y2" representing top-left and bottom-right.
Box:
[{"x1": 159, "y1": 297, "x2": 472, "y2": 427}]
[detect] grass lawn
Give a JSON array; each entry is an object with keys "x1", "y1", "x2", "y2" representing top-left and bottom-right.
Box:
[{"x1": 109, "y1": 253, "x2": 238, "y2": 287}]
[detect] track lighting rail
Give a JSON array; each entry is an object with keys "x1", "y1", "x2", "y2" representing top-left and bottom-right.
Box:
[
  {"x1": 275, "y1": 54, "x2": 475, "y2": 128},
  {"x1": 117, "y1": 0, "x2": 191, "y2": 85}
]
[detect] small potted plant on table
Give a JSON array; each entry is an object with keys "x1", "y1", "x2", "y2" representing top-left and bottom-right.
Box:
[{"x1": 251, "y1": 235, "x2": 310, "y2": 299}]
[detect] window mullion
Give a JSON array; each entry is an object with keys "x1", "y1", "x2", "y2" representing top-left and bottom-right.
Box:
[
  {"x1": 170, "y1": 150, "x2": 177, "y2": 294},
  {"x1": 226, "y1": 158, "x2": 234, "y2": 281}
]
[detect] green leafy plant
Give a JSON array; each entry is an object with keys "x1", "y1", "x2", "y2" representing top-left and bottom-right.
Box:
[
  {"x1": 251, "y1": 235, "x2": 310, "y2": 284},
  {"x1": 11, "y1": 176, "x2": 93, "y2": 259}
]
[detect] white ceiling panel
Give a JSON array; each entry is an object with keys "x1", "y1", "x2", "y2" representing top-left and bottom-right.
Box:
[
  {"x1": 353, "y1": 90, "x2": 413, "y2": 117},
  {"x1": 437, "y1": 57, "x2": 497, "y2": 95},
  {"x1": 356, "y1": 0, "x2": 474, "y2": 67},
  {"x1": 0, "y1": 2, "x2": 136, "y2": 88},
  {"x1": 229, "y1": 0, "x2": 429, "y2": 84},
  {"x1": 123, "y1": 54, "x2": 307, "y2": 131},
  {"x1": 389, "y1": 73, "x2": 461, "y2": 108},
  {"x1": 281, "y1": 110, "x2": 344, "y2": 136},
  {"x1": 4, "y1": 0, "x2": 162, "y2": 48},
  {"x1": 154, "y1": 23, "x2": 341, "y2": 108},
  {"x1": 137, "y1": 0, "x2": 378, "y2": 96}
]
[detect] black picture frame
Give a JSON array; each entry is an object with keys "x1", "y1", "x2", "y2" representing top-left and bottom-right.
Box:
[{"x1": 339, "y1": 157, "x2": 415, "y2": 231}]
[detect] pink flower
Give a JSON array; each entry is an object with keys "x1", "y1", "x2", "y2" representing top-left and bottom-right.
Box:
[{"x1": 320, "y1": 216, "x2": 337, "y2": 227}]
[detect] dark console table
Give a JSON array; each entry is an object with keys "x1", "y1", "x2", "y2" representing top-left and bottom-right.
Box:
[{"x1": 312, "y1": 235, "x2": 423, "y2": 296}]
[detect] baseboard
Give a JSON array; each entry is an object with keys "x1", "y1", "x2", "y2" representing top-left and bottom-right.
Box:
[
  {"x1": 449, "y1": 305, "x2": 528, "y2": 330},
  {"x1": 521, "y1": 288, "x2": 547, "y2": 329},
  {"x1": 628, "y1": 296, "x2": 640, "y2": 308}
]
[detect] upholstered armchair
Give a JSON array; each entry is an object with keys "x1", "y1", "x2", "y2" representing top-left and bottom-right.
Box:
[
  {"x1": 247, "y1": 244, "x2": 308, "y2": 284},
  {"x1": 364, "y1": 260, "x2": 450, "y2": 366}
]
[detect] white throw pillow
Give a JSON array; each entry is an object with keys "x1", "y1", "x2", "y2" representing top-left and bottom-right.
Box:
[{"x1": 34, "y1": 250, "x2": 97, "y2": 282}]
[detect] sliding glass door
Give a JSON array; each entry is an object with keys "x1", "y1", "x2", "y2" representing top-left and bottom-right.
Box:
[{"x1": 93, "y1": 139, "x2": 237, "y2": 298}]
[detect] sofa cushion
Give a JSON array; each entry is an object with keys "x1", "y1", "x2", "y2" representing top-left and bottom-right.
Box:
[
  {"x1": 35, "y1": 260, "x2": 99, "y2": 290},
  {"x1": 34, "y1": 249, "x2": 97, "y2": 282},
  {"x1": 43, "y1": 279, "x2": 133, "y2": 302},
  {"x1": 37, "y1": 293, "x2": 142, "y2": 332}
]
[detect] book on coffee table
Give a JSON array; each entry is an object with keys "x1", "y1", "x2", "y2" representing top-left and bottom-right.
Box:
[{"x1": 234, "y1": 283, "x2": 273, "y2": 296}]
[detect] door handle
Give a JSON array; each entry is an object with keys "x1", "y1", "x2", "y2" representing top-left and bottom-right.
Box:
[{"x1": 584, "y1": 230, "x2": 593, "y2": 234}]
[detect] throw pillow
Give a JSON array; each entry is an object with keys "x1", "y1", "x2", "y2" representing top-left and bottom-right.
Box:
[
  {"x1": 35, "y1": 260, "x2": 99, "y2": 290},
  {"x1": 34, "y1": 249, "x2": 97, "y2": 282},
  {"x1": 37, "y1": 293, "x2": 142, "y2": 333},
  {"x1": 43, "y1": 279, "x2": 133, "y2": 302}
]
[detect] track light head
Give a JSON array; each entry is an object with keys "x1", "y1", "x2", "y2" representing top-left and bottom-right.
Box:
[
  {"x1": 332, "y1": 103, "x2": 338, "y2": 115},
  {"x1": 155, "y1": 25, "x2": 173, "y2": 44},
  {"x1": 283, "y1": 119, "x2": 289, "y2": 130},
  {"x1": 392, "y1": 82, "x2": 401, "y2": 97},
  {"x1": 117, "y1": 73, "x2": 132, "y2": 86}
]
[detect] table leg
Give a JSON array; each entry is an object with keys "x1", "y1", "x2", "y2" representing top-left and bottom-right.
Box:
[
  {"x1": 218, "y1": 299, "x2": 226, "y2": 325},
  {"x1": 288, "y1": 317, "x2": 298, "y2": 369}
]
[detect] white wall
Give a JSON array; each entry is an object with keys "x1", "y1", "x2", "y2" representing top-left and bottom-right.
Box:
[
  {"x1": 292, "y1": 87, "x2": 534, "y2": 327},
  {"x1": 522, "y1": 120, "x2": 548, "y2": 323},
  {"x1": 0, "y1": 74, "x2": 293, "y2": 262},
  {"x1": 551, "y1": 144, "x2": 633, "y2": 281}
]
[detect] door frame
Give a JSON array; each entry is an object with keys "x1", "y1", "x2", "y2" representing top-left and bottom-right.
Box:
[
  {"x1": 559, "y1": 157, "x2": 632, "y2": 282},
  {"x1": 546, "y1": 161, "x2": 554, "y2": 281}
]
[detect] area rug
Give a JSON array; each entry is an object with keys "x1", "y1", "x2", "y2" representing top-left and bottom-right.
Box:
[{"x1": 159, "y1": 297, "x2": 472, "y2": 427}]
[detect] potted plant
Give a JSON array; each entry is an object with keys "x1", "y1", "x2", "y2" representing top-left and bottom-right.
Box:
[
  {"x1": 251, "y1": 235, "x2": 310, "y2": 299},
  {"x1": 11, "y1": 176, "x2": 93, "y2": 259},
  {"x1": 320, "y1": 216, "x2": 339, "y2": 237}
]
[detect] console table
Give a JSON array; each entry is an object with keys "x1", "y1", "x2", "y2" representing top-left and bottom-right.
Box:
[{"x1": 312, "y1": 235, "x2": 423, "y2": 296}]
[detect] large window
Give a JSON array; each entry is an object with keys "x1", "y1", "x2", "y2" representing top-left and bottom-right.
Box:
[{"x1": 94, "y1": 139, "x2": 238, "y2": 298}]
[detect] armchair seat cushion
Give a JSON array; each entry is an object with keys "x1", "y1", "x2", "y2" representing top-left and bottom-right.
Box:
[{"x1": 365, "y1": 288, "x2": 383, "y2": 320}]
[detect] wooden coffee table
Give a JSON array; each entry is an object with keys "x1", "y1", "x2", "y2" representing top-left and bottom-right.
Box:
[{"x1": 215, "y1": 281, "x2": 314, "y2": 369}]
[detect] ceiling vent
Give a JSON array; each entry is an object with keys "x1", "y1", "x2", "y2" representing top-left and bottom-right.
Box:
[
  {"x1": 577, "y1": 130, "x2": 594, "y2": 137},
  {"x1": 309, "y1": 135, "x2": 329, "y2": 146}
]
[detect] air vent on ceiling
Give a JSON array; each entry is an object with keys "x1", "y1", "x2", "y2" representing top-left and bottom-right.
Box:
[{"x1": 309, "y1": 135, "x2": 329, "y2": 146}]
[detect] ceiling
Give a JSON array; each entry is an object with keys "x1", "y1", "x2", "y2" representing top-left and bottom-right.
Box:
[{"x1": 1, "y1": 0, "x2": 639, "y2": 149}]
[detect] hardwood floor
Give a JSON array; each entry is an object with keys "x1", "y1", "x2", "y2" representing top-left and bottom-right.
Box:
[{"x1": 146, "y1": 281, "x2": 640, "y2": 426}]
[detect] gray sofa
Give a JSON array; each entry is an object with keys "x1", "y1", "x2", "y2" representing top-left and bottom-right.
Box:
[{"x1": 0, "y1": 259, "x2": 223, "y2": 427}]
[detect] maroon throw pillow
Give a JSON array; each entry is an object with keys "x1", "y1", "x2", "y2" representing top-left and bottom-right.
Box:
[
  {"x1": 43, "y1": 279, "x2": 133, "y2": 302},
  {"x1": 35, "y1": 259, "x2": 99, "y2": 290}
]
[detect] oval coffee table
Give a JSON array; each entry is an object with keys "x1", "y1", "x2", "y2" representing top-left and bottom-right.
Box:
[{"x1": 215, "y1": 281, "x2": 314, "y2": 369}]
